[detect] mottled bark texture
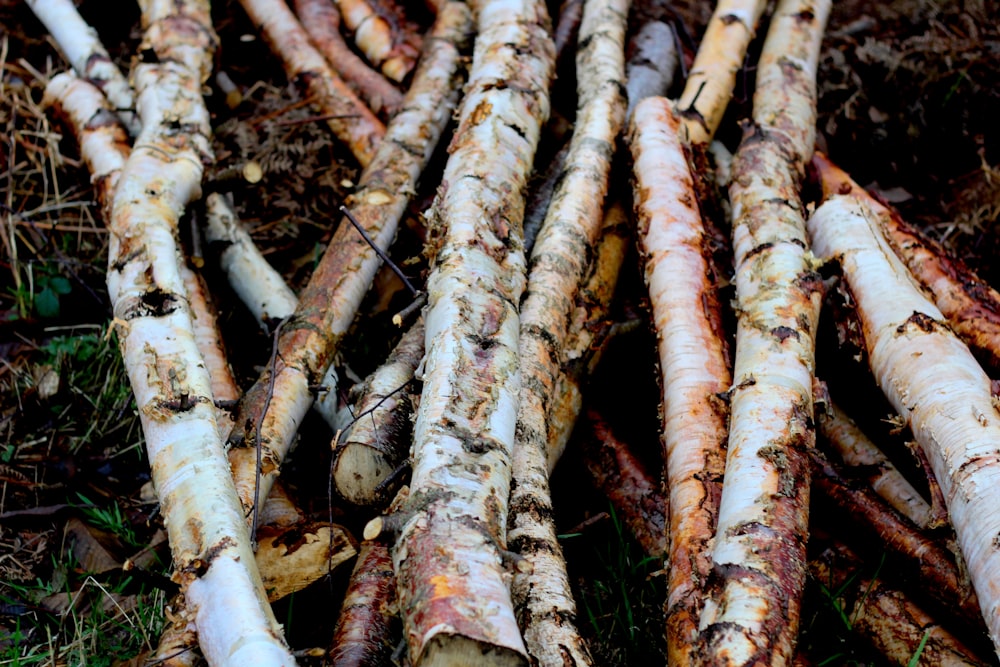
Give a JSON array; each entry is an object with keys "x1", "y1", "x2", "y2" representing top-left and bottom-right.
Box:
[
  {"x1": 697, "y1": 0, "x2": 831, "y2": 664},
  {"x1": 808, "y1": 192, "x2": 1000, "y2": 659},
  {"x1": 629, "y1": 97, "x2": 729, "y2": 667},
  {"x1": 508, "y1": 0, "x2": 628, "y2": 662},
  {"x1": 107, "y1": 1, "x2": 295, "y2": 664},
  {"x1": 390, "y1": 0, "x2": 555, "y2": 664},
  {"x1": 227, "y1": 3, "x2": 472, "y2": 525}
]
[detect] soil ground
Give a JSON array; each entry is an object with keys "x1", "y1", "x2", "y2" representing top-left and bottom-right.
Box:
[{"x1": 1, "y1": 0, "x2": 998, "y2": 664}]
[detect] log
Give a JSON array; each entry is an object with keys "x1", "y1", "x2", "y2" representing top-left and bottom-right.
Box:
[{"x1": 391, "y1": 0, "x2": 555, "y2": 663}]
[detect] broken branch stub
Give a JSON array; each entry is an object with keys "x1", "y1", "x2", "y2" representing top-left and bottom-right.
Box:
[{"x1": 391, "y1": 0, "x2": 556, "y2": 664}]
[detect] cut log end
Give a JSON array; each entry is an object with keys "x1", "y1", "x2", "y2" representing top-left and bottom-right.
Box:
[
  {"x1": 363, "y1": 516, "x2": 383, "y2": 541},
  {"x1": 420, "y1": 635, "x2": 527, "y2": 667},
  {"x1": 333, "y1": 442, "x2": 394, "y2": 505}
]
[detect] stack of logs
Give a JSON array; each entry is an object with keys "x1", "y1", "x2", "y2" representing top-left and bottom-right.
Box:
[{"x1": 25, "y1": 0, "x2": 1000, "y2": 664}]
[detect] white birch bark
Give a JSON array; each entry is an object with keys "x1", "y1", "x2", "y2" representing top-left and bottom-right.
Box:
[
  {"x1": 698, "y1": 0, "x2": 831, "y2": 663},
  {"x1": 26, "y1": 0, "x2": 140, "y2": 136},
  {"x1": 391, "y1": 0, "x2": 554, "y2": 664},
  {"x1": 507, "y1": 0, "x2": 628, "y2": 661},
  {"x1": 204, "y1": 193, "x2": 298, "y2": 329},
  {"x1": 629, "y1": 97, "x2": 730, "y2": 667},
  {"x1": 106, "y1": 2, "x2": 295, "y2": 664},
  {"x1": 676, "y1": 0, "x2": 767, "y2": 144},
  {"x1": 228, "y1": 1, "x2": 472, "y2": 523},
  {"x1": 808, "y1": 194, "x2": 1000, "y2": 658}
]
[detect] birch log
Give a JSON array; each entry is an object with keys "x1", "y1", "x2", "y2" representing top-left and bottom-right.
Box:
[
  {"x1": 238, "y1": 0, "x2": 386, "y2": 167},
  {"x1": 106, "y1": 2, "x2": 295, "y2": 663},
  {"x1": 816, "y1": 397, "x2": 934, "y2": 529},
  {"x1": 625, "y1": 20, "x2": 678, "y2": 118},
  {"x1": 391, "y1": 0, "x2": 555, "y2": 663},
  {"x1": 676, "y1": 0, "x2": 768, "y2": 144},
  {"x1": 335, "y1": 0, "x2": 421, "y2": 82},
  {"x1": 808, "y1": 192, "x2": 1000, "y2": 657},
  {"x1": 26, "y1": 0, "x2": 140, "y2": 136},
  {"x1": 629, "y1": 97, "x2": 730, "y2": 667},
  {"x1": 228, "y1": 2, "x2": 472, "y2": 522},
  {"x1": 508, "y1": 0, "x2": 628, "y2": 661},
  {"x1": 698, "y1": 0, "x2": 831, "y2": 663},
  {"x1": 293, "y1": 0, "x2": 404, "y2": 117},
  {"x1": 810, "y1": 542, "x2": 989, "y2": 667},
  {"x1": 813, "y1": 153, "x2": 1000, "y2": 375},
  {"x1": 333, "y1": 317, "x2": 424, "y2": 505}
]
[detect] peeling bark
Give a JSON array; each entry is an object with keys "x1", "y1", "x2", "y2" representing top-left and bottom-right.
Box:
[
  {"x1": 629, "y1": 96, "x2": 729, "y2": 667},
  {"x1": 107, "y1": 2, "x2": 295, "y2": 663},
  {"x1": 228, "y1": 2, "x2": 472, "y2": 523},
  {"x1": 293, "y1": 0, "x2": 404, "y2": 117},
  {"x1": 45, "y1": 58, "x2": 294, "y2": 664},
  {"x1": 238, "y1": 0, "x2": 386, "y2": 167},
  {"x1": 808, "y1": 192, "x2": 1000, "y2": 658},
  {"x1": 697, "y1": 0, "x2": 831, "y2": 663},
  {"x1": 676, "y1": 0, "x2": 767, "y2": 144},
  {"x1": 391, "y1": 0, "x2": 555, "y2": 663},
  {"x1": 813, "y1": 153, "x2": 1000, "y2": 375}
]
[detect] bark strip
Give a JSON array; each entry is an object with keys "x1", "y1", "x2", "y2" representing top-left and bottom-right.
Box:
[
  {"x1": 698, "y1": 0, "x2": 831, "y2": 663},
  {"x1": 808, "y1": 192, "x2": 1000, "y2": 658},
  {"x1": 107, "y1": 2, "x2": 295, "y2": 664},
  {"x1": 228, "y1": 2, "x2": 472, "y2": 522},
  {"x1": 508, "y1": 0, "x2": 628, "y2": 661},
  {"x1": 676, "y1": 0, "x2": 767, "y2": 144},
  {"x1": 629, "y1": 96, "x2": 729, "y2": 667},
  {"x1": 238, "y1": 0, "x2": 386, "y2": 167},
  {"x1": 26, "y1": 0, "x2": 140, "y2": 135},
  {"x1": 813, "y1": 153, "x2": 1000, "y2": 375},
  {"x1": 293, "y1": 0, "x2": 404, "y2": 117},
  {"x1": 391, "y1": 0, "x2": 555, "y2": 663}
]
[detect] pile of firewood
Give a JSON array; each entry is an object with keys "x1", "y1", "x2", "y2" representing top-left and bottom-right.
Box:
[{"x1": 25, "y1": 0, "x2": 1000, "y2": 664}]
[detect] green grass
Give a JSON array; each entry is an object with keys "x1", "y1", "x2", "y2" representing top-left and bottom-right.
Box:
[{"x1": 574, "y1": 505, "x2": 666, "y2": 664}]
